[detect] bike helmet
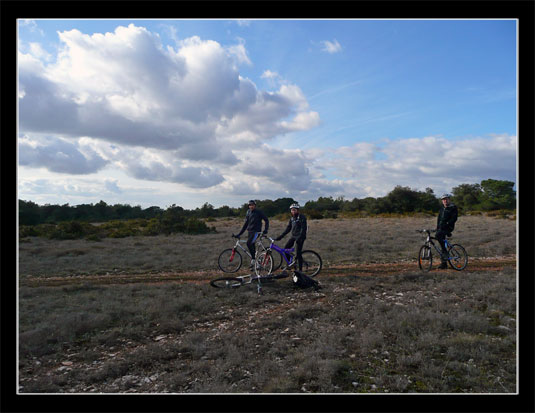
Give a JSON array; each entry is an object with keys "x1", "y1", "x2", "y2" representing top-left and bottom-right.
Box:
[
  {"x1": 289, "y1": 203, "x2": 300, "y2": 210},
  {"x1": 248, "y1": 200, "x2": 256, "y2": 205},
  {"x1": 440, "y1": 193, "x2": 452, "y2": 199}
]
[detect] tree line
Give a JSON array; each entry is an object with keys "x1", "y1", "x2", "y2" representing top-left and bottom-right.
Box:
[{"x1": 19, "y1": 179, "x2": 515, "y2": 227}]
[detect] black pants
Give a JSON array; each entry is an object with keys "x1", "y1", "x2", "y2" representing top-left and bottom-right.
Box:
[
  {"x1": 246, "y1": 231, "x2": 259, "y2": 260},
  {"x1": 436, "y1": 229, "x2": 451, "y2": 261},
  {"x1": 284, "y1": 237, "x2": 305, "y2": 271}
]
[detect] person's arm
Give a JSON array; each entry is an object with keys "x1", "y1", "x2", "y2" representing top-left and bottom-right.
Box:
[
  {"x1": 262, "y1": 211, "x2": 269, "y2": 234},
  {"x1": 298, "y1": 215, "x2": 307, "y2": 239},
  {"x1": 276, "y1": 220, "x2": 291, "y2": 240},
  {"x1": 447, "y1": 206, "x2": 458, "y2": 228}
]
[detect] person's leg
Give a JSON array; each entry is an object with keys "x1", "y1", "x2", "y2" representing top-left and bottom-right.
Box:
[
  {"x1": 283, "y1": 238, "x2": 296, "y2": 266},
  {"x1": 436, "y1": 230, "x2": 448, "y2": 267},
  {"x1": 295, "y1": 239, "x2": 305, "y2": 271},
  {"x1": 247, "y1": 232, "x2": 257, "y2": 265}
]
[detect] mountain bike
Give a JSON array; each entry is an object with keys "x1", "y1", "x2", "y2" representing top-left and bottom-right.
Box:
[
  {"x1": 217, "y1": 233, "x2": 270, "y2": 272},
  {"x1": 416, "y1": 229, "x2": 468, "y2": 271},
  {"x1": 255, "y1": 236, "x2": 322, "y2": 278},
  {"x1": 210, "y1": 270, "x2": 291, "y2": 295}
]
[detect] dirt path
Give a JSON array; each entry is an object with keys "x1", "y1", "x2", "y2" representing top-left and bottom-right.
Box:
[{"x1": 19, "y1": 256, "x2": 517, "y2": 288}]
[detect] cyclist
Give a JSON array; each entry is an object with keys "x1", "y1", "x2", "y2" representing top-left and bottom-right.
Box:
[
  {"x1": 274, "y1": 203, "x2": 307, "y2": 272},
  {"x1": 436, "y1": 193, "x2": 458, "y2": 269},
  {"x1": 233, "y1": 200, "x2": 269, "y2": 269}
]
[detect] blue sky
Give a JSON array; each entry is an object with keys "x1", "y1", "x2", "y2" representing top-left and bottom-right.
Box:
[{"x1": 17, "y1": 19, "x2": 517, "y2": 209}]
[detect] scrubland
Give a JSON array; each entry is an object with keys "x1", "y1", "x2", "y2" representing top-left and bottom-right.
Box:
[{"x1": 18, "y1": 214, "x2": 518, "y2": 395}]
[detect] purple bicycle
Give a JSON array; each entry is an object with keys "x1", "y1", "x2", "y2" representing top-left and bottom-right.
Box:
[
  {"x1": 255, "y1": 236, "x2": 322, "y2": 278},
  {"x1": 210, "y1": 236, "x2": 322, "y2": 293}
]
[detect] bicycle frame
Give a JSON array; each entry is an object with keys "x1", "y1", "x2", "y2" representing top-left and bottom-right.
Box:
[
  {"x1": 265, "y1": 238, "x2": 296, "y2": 267},
  {"x1": 231, "y1": 232, "x2": 268, "y2": 260},
  {"x1": 422, "y1": 230, "x2": 452, "y2": 260}
]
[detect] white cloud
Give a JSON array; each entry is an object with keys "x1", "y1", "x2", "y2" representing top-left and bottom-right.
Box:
[
  {"x1": 320, "y1": 39, "x2": 342, "y2": 54},
  {"x1": 18, "y1": 24, "x2": 321, "y2": 192},
  {"x1": 309, "y1": 134, "x2": 517, "y2": 198}
]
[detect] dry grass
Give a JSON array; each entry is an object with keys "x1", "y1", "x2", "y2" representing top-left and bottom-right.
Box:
[
  {"x1": 17, "y1": 215, "x2": 518, "y2": 395},
  {"x1": 18, "y1": 215, "x2": 516, "y2": 278}
]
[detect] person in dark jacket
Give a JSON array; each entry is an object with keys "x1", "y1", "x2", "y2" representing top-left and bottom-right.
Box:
[
  {"x1": 436, "y1": 193, "x2": 458, "y2": 269},
  {"x1": 234, "y1": 200, "x2": 269, "y2": 269},
  {"x1": 275, "y1": 203, "x2": 307, "y2": 271}
]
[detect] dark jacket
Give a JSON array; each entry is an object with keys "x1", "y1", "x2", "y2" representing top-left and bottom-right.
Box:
[
  {"x1": 437, "y1": 203, "x2": 458, "y2": 232},
  {"x1": 237, "y1": 208, "x2": 269, "y2": 236},
  {"x1": 279, "y1": 213, "x2": 307, "y2": 241}
]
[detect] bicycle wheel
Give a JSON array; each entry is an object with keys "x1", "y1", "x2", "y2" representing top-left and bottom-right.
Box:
[
  {"x1": 418, "y1": 245, "x2": 433, "y2": 272},
  {"x1": 299, "y1": 250, "x2": 322, "y2": 277},
  {"x1": 255, "y1": 251, "x2": 274, "y2": 277},
  {"x1": 210, "y1": 277, "x2": 243, "y2": 288},
  {"x1": 447, "y1": 244, "x2": 468, "y2": 271},
  {"x1": 218, "y1": 248, "x2": 242, "y2": 273}
]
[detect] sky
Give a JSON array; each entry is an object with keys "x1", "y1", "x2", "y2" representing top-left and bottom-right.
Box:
[{"x1": 17, "y1": 19, "x2": 517, "y2": 209}]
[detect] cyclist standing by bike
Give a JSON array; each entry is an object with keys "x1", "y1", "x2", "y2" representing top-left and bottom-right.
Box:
[
  {"x1": 274, "y1": 203, "x2": 307, "y2": 272},
  {"x1": 436, "y1": 193, "x2": 458, "y2": 269},
  {"x1": 233, "y1": 200, "x2": 269, "y2": 269}
]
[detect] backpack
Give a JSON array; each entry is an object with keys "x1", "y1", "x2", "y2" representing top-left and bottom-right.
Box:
[{"x1": 292, "y1": 271, "x2": 321, "y2": 290}]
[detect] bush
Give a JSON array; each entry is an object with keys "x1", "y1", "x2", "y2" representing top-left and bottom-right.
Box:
[{"x1": 305, "y1": 209, "x2": 324, "y2": 220}]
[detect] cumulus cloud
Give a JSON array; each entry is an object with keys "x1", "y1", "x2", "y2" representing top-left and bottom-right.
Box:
[
  {"x1": 18, "y1": 23, "x2": 321, "y2": 192},
  {"x1": 310, "y1": 134, "x2": 517, "y2": 198},
  {"x1": 19, "y1": 135, "x2": 108, "y2": 174}
]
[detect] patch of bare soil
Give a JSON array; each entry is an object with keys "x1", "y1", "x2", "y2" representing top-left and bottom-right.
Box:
[{"x1": 20, "y1": 255, "x2": 516, "y2": 288}]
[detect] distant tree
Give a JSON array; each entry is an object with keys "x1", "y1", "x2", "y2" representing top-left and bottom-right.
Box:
[
  {"x1": 19, "y1": 200, "x2": 41, "y2": 225},
  {"x1": 479, "y1": 179, "x2": 516, "y2": 210},
  {"x1": 385, "y1": 186, "x2": 419, "y2": 213},
  {"x1": 451, "y1": 183, "x2": 483, "y2": 211},
  {"x1": 417, "y1": 188, "x2": 440, "y2": 212},
  {"x1": 142, "y1": 206, "x2": 164, "y2": 219},
  {"x1": 198, "y1": 202, "x2": 216, "y2": 218},
  {"x1": 160, "y1": 204, "x2": 185, "y2": 234}
]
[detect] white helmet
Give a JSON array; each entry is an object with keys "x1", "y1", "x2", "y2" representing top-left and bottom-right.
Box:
[
  {"x1": 441, "y1": 193, "x2": 452, "y2": 199},
  {"x1": 289, "y1": 203, "x2": 300, "y2": 210}
]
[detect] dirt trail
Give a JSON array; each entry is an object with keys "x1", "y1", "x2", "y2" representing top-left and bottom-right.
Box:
[{"x1": 19, "y1": 256, "x2": 517, "y2": 288}]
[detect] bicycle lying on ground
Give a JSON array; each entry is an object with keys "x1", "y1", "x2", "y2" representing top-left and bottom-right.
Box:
[
  {"x1": 217, "y1": 233, "x2": 271, "y2": 272},
  {"x1": 416, "y1": 229, "x2": 468, "y2": 271},
  {"x1": 209, "y1": 270, "x2": 292, "y2": 295}
]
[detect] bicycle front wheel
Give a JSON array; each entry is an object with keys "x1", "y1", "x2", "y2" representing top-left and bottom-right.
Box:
[
  {"x1": 448, "y1": 244, "x2": 468, "y2": 271},
  {"x1": 218, "y1": 248, "x2": 242, "y2": 273},
  {"x1": 418, "y1": 245, "x2": 433, "y2": 272},
  {"x1": 255, "y1": 251, "x2": 274, "y2": 277},
  {"x1": 300, "y1": 250, "x2": 322, "y2": 277},
  {"x1": 210, "y1": 277, "x2": 243, "y2": 288}
]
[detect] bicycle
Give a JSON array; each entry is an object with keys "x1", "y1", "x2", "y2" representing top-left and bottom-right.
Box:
[
  {"x1": 217, "y1": 233, "x2": 270, "y2": 273},
  {"x1": 255, "y1": 236, "x2": 322, "y2": 278},
  {"x1": 210, "y1": 270, "x2": 291, "y2": 295},
  {"x1": 416, "y1": 229, "x2": 468, "y2": 271}
]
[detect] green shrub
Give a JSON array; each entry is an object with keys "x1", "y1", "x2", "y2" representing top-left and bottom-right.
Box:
[
  {"x1": 305, "y1": 209, "x2": 324, "y2": 220},
  {"x1": 184, "y1": 217, "x2": 212, "y2": 234},
  {"x1": 19, "y1": 225, "x2": 39, "y2": 238}
]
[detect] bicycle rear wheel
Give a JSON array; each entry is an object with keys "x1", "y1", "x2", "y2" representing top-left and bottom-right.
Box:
[
  {"x1": 255, "y1": 251, "x2": 274, "y2": 277},
  {"x1": 300, "y1": 250, "x2": 322, "y2": 277},
  {"x1": 218, "y1": 248, "x2": 242, "y2": 273},
  {"x1": 210, "y1": 277, "x2": 243, "y2": 288},
  {"x1": 418, "y1": 245, "x2": 433, "y2": 272},
  {"x1": 448, "y1": 244, "x2": 468, "y2": 270}
]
